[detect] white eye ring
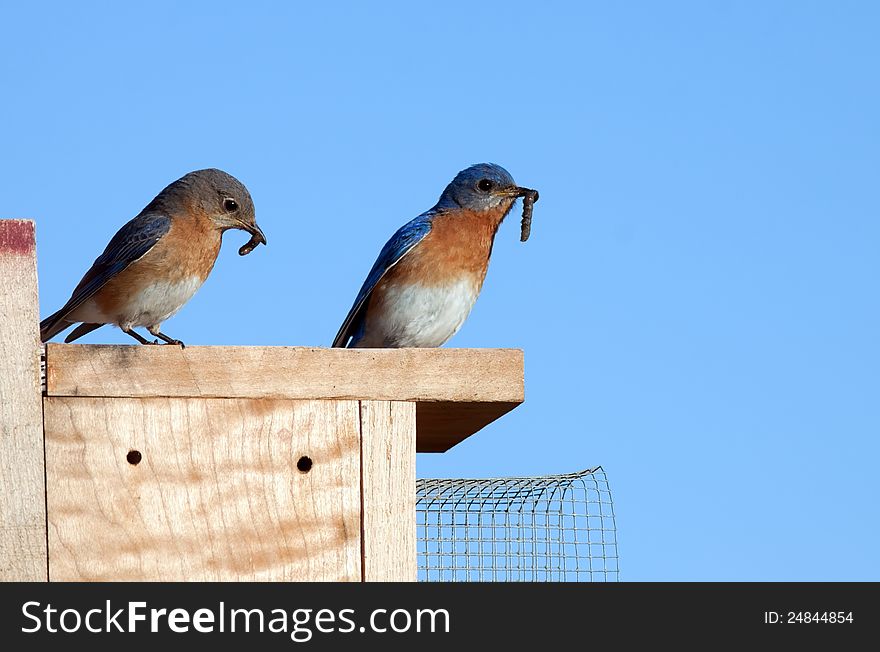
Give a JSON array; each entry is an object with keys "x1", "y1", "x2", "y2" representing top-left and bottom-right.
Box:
[{"x1": 223, "y1": 198, "x2": 239, "y2": 212}]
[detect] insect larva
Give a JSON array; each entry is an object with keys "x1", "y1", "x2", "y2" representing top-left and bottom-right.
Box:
[
  {"x1": 238, "y1": 235, "x2": 262, "y2": 256},
  {"x1": 520, "y1": 189, "x2": 539, "y2": 242}
]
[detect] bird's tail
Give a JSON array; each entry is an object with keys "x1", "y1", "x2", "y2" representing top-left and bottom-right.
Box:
[
  {"x1": 64, "y1": 322, "x2": 102, "y2": 343},
  {"x1": 39, "y1": 309, "x2": 73, "y2": 343}
]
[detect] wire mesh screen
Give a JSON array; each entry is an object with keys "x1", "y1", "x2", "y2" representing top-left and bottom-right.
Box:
[{"x1": 416, "y1": 467, "x2": 618, "y2": 582}]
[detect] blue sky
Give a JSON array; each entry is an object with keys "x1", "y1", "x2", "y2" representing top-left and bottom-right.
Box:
[{"x1": 2, "y1": 2, "x2": 877, "y2": 580}]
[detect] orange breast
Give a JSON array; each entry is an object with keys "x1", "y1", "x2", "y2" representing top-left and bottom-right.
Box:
[
  {"x1": 388, "y1": 203, "x2": 513, "y2": 288},
  {"x1": 94, "y1": 215, "x2": 222, "y2": 315}
]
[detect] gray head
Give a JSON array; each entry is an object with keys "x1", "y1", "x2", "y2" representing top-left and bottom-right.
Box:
[
  {"x1": 434, "y1": 163, "x2": 537, "y2": 212},
  {"x1": 148, "y1": 168, "x2": 266, "y2": 249}
]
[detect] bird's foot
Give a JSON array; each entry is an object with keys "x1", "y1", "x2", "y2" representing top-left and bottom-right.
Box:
[
  {"x1": 150, "y1": 329, "x2": 185, "y2": 348},
  {"x1": 124, "y1": 328, "x2": 154, "y2": 345}
]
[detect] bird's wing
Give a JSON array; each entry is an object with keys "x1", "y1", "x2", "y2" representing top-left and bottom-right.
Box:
[
  {"x1": 332, "y1": 213, "x2": 434, "y2": 347},
  {"x1": 40, "y1": 212, "x2": 171, "y2": 339}
]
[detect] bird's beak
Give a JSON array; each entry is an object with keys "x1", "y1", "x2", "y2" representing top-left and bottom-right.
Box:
[
  {"x1": 510, "y1": 186, "x2": 539, "y2": 202},
  {"x1": 245, "y1": 222, "x2": 267, "y2": 247}
]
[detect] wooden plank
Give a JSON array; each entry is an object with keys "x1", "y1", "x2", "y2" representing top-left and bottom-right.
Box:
[
  {"x1": 45, "y1": 345, "x2": 523, "y2": 402},
  {"x1": 0, "y1": 220, "x2": 47, "y2": 581},
  {"x1": 416, "y1": 401, "x2": 521, "y2": 452},
  {"x1": 45, "y1": 345, "x2": 524, "y2": 451},
  {"x1": 44, "y1": 397, "x2": 362, "y2": 581},
  {"x1": 360, "y1": 401, "x2": 416, "y2": 581}
]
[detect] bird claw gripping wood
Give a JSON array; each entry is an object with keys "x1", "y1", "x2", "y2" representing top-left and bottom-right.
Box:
[{"x1": 519, "y1": 188, "x2": 539, "y2": 242}]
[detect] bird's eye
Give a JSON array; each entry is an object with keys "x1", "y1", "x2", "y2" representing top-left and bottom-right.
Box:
[
  {"x1": 477, "y1": 179, "x2": 493, "y2": 192},
  {"x1": 223, "y1": 198, "x2": 239, "y2": 212}
]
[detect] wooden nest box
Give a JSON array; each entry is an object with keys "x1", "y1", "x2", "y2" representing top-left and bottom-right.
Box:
[{"x1": 0, "y1": 219, "x2": 524, "y2": 581}]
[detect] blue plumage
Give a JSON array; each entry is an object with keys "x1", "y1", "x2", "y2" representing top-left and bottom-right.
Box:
[
  {"x1": 68, "y1": 212, "x2": 171, "y2": 311},
  {"x1": 40, "y1": 168, "x2": 264, "y2": 346},
  {"x1": 332, "y1": 213, "x2": 433, "y2": 347},
  {"x1": 434, "y1": 163, "x2": 516, "y2": 211},
  {"x1": 331, "y1": 163, "x2": 537, "y2": 349},
  {"x1": 39, "y1": 212, "x2": 171, "y2": 341}
]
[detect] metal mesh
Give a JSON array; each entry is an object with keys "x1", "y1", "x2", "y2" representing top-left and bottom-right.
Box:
[{"x1": 416, "y1": 467, "x2": 618, "y2": 582}]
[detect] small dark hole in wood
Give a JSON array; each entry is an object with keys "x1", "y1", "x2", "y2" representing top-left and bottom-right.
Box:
[
  {"x1": 297, "y1": 456, "x2": 313, "y2": 473},
  {"x1": 127, "y1": 450, "x2": 142, "y2": 465}
]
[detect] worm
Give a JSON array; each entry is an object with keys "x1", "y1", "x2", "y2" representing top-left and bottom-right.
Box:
[
  {"x1": 238, "y1": 235, "x2": 262, "y2": 256},
  {"x1": 520, "y1": 189, "x2": 539, "y2": 242}
]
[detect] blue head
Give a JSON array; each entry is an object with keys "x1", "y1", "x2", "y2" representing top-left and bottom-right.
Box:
[{"x1": 434, "y1": 163, "x2": 537, "y2": 212}]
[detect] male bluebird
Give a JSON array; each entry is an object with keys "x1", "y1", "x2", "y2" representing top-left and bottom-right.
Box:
[
  {"x1": 40, "y1": 168, "x2": 266, "y2": 346},
  {"x1": 332, "y1": 163, "x2": 538, "y2": 348}
]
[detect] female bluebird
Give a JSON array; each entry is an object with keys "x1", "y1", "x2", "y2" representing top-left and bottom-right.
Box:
[
  {"x1": 40, "y1": 168, "x2": 266, "y2": 346},
  {"x1": 333, "y1": 163, "x2": 538, "y2": 348}
]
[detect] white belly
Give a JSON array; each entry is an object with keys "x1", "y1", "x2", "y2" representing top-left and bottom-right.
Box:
[
  {"x1": 359, "y1": 278, "x2": 480, "y2": 347},
  {"x1": 72, "y1": 276, "x2": 205, "y2": 329}
]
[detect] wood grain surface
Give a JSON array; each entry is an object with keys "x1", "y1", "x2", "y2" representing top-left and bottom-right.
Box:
[
  {"x1": 0, "y1": 220, "x2": 47, "y2": 581},
  {"x1": 44, "y1": 345, "x2": 524, "y2": 451},
  {"x1": 360, "y1": 401, "x2": 416, "y2": 581},
  {"x1": 44, "y1": 397, "x2": 362, "y2": 581}
]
